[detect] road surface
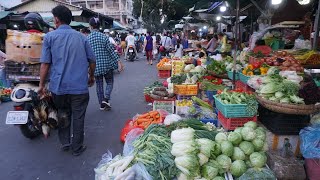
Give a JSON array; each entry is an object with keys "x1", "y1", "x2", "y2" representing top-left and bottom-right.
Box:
[{"x1": 0, "y1": 56, "x2": 158, "y2": 180}]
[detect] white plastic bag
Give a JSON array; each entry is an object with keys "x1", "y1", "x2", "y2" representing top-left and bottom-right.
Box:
[
  {"x1": 164, "y1": 114, "x2": 182, "y2": 125},
  {"x1": 123, "y1": 128, "x2": 144, "y2": 156}
]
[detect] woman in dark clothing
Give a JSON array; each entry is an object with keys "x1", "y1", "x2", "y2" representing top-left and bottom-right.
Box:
[{"x1": 144, "y1": 32, "x2": 153, "y2": 65}]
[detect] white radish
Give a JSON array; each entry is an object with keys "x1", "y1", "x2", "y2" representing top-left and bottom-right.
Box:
[
  {"x1": 114, "y1": 167, "x2": 135, "y2": 180},
  {"x1": 117, "y1": 156, "x2": 134, "y2": 173}
]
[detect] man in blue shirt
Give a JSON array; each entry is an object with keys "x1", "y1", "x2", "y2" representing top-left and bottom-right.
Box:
[{"x1": 39, "y1": 5, "x2": 96, "y2": 156}]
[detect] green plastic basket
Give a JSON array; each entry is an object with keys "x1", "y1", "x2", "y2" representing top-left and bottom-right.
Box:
[
  {"x1": 239, "y1": 73, "x2": 250, "y2": 84},
  {"x1": 214, "y1": 95, "x2": 257, "y2": 118},
  {"x1": 227, "y1": 71, "x2": 239, "y2": 80}
]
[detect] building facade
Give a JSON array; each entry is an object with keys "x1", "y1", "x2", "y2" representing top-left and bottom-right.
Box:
[{"x1": 65, "y1": 0, "x2": 135, "y2": 28}]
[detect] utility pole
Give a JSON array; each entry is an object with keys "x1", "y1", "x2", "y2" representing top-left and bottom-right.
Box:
[
  {"x1": 233, "y1": 0, "x2": 240, "y2": 87},
  {"x1": 313, "y1": 1, "x2": 320, "y2": 50}
]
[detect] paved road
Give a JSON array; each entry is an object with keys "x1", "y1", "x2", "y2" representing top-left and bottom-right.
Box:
[{"x1": 0, "y1": 55, "x2": 158, "y2": 180}]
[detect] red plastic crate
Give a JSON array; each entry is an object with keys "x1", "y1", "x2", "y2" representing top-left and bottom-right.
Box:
[
  {"x1": 235, "y1": 80, "x2": 253, "y2": 92},
  {"x1": 144, "y1": 94, "x2": 153, "y2": 103},
  {"x1": 158, "y1": 70, "x2": 171, "y2": 78},
  {"x1": 218, "y1": 111, "x2": 257, "y2": 130}
]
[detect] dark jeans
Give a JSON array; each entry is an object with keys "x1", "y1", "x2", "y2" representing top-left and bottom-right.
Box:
[
  {"x1": 95, "y1": 70, "x2": 114, "y2": 104},
  {"x1": 52, "y1": 93, "x2": 89, "y2": 151}
]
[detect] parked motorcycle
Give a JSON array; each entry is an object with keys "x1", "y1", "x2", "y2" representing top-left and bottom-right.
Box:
[{"x1": 5, "y1": 61, "x2": 58, "y2": 139}]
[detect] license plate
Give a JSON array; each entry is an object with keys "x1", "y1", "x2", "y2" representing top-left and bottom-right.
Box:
[
  {"x1": 129, "y1": 50, "x2": 134, "y2": 52},
  {"x1": 6, "y1": 111, "x2": 29, "y2": 124}
]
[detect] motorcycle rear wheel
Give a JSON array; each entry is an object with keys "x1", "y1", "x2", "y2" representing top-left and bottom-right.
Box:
[{"x1": 19, "y1": 104, "x2": 41, "y2": 139}]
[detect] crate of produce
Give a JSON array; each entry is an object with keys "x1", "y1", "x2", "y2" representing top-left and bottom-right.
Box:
[
  {"x1": 227, "y1": 71, "x2": 239, "y2": 80},
  {"x1": 186, "y1": 84, "x2": 198, "y2": 95},
  {"x1": 214, "y1": 95, "x2": 258, "y2": 118},
  {"x1": 235, "y1": 80, "x2": 253, "y2": 92},
  {"x1": 4, "y1": 61, "x2": 41, "y2": 81},
  {"x1": 239, "y1": 72, "x2": 250, "y2": 84},
  {"x1": 175, "y1": 100, "x2": 192, "y2": 116},
  {"x1": 218, "y1": 111, "x2": 257, "y2": 130},
  {"x1": 153, "y1": 100, "x2": 175, "y2": 114},
  {"x1": 174, "y1": 85, "x2": 187, "y2": 95},
  {"x1": 258, "y1": 106, "x2": 310, "y2": 135},
  {"x1": 158, "y1": 70, "x2": 171, "y2": 78}
]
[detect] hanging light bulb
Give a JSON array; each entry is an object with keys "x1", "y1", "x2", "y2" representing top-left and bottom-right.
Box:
[
  {"x1": 216, "y1": 16, "x2": 221, "y2": 21},
  {"x1": 271, "y1": 0, "x2": 283, "y2": 5},
  {"x1": 220, "y1": 6, "x2": 227, "y2": 12},
  {"x1": 296, "y1": 0, "x2": 310, "y2": 5}
]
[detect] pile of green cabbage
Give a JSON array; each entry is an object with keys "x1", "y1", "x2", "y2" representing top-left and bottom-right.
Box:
[{"x1": 171, "y1": 121, "x2": 270, "y2": 179}]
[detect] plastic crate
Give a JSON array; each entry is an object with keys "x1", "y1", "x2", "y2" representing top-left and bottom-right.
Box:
[
  {"x1": 235, "y1": 80, "x2": 253, "y2": 92},
  {"x1": 205, "y1": 90, "x2": 217, "y2": 102},
  {"x1": 258, "y1": 106, "x2": 310, "y2": 135},
  {"x1": 4, "y1": 61, "x2": 40, "y2": 81},
  {"x1": 186, "y1": 84, "x2": 198, "y2": 95},
  {"x1": 175, "y1": 85, "x2": 198, "y2": 95},
  {"x1": 176, "y1": 95, "x2": 193, "y2": 100},
  {"x1": 200, "y1": 118, "x2": 218, "y2": 127},
  {"x1": 175, "y1": 106, "x2": 191, "y2": 116},
  {"x1": 218, "y1": 111, "x2": 257, "y2": 130},
  {"x1": 158, "y1": 70, "x2": 171, "y2": 78},
  {"x1": 227, "y1": 71, "x2": 239, "y2": 80},
  {"x1": 214, "y1": 95, "x2": 258, "y2": 118},
  {"x1": 144, "y1": 94, "x2": 153, "y2": 103},
  {"x1": 239, "y1": 73, "x2": 250, "y2": 84}
]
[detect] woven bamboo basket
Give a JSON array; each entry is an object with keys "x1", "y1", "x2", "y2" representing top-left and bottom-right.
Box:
[{"x1": 255, "y1": 94, "x2": 320, "y2": 115}]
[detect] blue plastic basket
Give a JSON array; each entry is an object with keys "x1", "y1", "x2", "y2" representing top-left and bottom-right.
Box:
[
  {"x1": 200, "y1": 118, "x2": 218, "y2": 126},
  {"x1": 176, "y1": 95, "x2": 193, "y2": 100},
  {"x1": 205, "y1": 90, "x2": 217, "y2": 102},
  {"x1": 227, "y1": 71, "x2": 239, "y2": 80},
  {"x1": 213, "y1": 95, "x2": 257, "y2": 118},
  {"x1": 239, "y1": 73, "x2": 250, "y2": 84}
]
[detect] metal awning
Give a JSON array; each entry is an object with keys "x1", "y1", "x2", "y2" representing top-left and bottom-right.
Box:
[
  {"x1": 0, "y1": 11, "x2": 14, "y2": 20},
  {"x1": 112, "y1": 21, "x2": 126, "y2": 30}
]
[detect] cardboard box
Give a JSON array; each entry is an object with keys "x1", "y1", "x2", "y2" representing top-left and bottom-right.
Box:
[{"x1": 5, "y1": 30, "x2": 43, "y2": 64}]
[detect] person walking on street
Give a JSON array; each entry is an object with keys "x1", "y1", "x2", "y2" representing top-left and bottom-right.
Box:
[
  {"x1": 104, "y1": 29, "x2": 117, "y2": 47},
  {"x1": 144, "y1": 32, "x2": 153, "y2": 65},
  {"x1": 120, "y1": 33, "x2": 127, "y2": 54},
  {"x1": 39, "y1": 5, "x2": 96, "y2": 156},
  {"x1": 125, "y1": 31, "x2": 138, "y2": 60},
  {"x1": 161, "y1": 33, "x2": 172, "y2": 57},
  {"x1": 87, "y1": 18, "x2": 124, "y2": 111}
]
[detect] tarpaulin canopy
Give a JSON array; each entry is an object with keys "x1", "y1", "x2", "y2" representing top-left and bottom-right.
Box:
[{"x1": 112, "y1": 21, "x2": 126, "y2": 30}]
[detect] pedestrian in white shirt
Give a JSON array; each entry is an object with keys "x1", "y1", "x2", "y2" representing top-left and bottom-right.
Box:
[
  {"x1": 160, "y1": 33, "x2": 172, "y2": 56},
  {"x1": 125, "y1": 31, "x2": 138, "y2": 60}
]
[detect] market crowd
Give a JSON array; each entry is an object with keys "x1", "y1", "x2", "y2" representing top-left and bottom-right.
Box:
[{"x1": 17, "y1": 5, "x2": 259, "y2": 156}]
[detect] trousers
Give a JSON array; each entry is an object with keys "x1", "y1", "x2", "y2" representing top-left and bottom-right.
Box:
[
  {"x1": 95, "y1": 70, "x2": 114, "y2": 104},
  {"x1": 52, "y1": 93, "x2": 89, "y2": 151}
]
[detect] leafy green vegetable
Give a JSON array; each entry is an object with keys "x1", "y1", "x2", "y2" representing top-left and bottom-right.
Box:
[
  {"x1": 238, "y1": 168, "x2": 276, "y2": 180},
  {"x1": 215, "y1": 132, "x2": 228, "y2": 144},
  {"x1": 201, "y1": 160, "x2": 221, "y2": 179},
  {"x1": 133, "y1": 124, "x2": 178, "y2": 179},
  {"x1": 289, "y1": 95, "x2": 305, "y2": 104},
  {"x1": 213, "y1": 176, "x2": 225, "y2": 180},
  {"x1": 232, "y1": 147, "x2": 246, "y2": 161},
  {"x1": 244, "y1": 121, "x2": 258, "y2": 130},
  {"x1": 171, "y1": 140, "x2": 199, "y2": 157},
  {"x1": 175, "y1": 154, "x2": 200, "y2": 176},
  {"x1": 201, "y1": 80, "x2": 226, "y2": 91},
  {"x1": 220, "y1": 141, "x2": 234, "y2": 157},
  {"x1": 228, "y1": 132, "x2": 243, "y2": 145},
  {"x1": 206, "y1": 59, "x2": 227, "y2": 75},
  {"x1": 196, "y1": 138, "x2": 215, "y2": 158},
  {"x1": 216, "y1": 154, "x2": 232, "y2": 173},
  {"x1": 249, "y1": 152, "x2": 267, "y2": 168},
  {"x1": 241, "y1": 127, "x2": 256, "y2": 141},
  {"x1": 198, "y1": 153, "x2": 209, "y2": 166},
  {"x1": 230, "y1": 160, "x2": 247, "y2": 177},
  {"x1": 171, "y1": 74, "x2": 187, "y2": 84},
  {"x1": 171, "y1": 128, "x2": 195, "y2": 143},
  {"x1": 252, "y1": 139, "x2": 265, "y2": 151},
  {"x1": 239, "y1": 141, "x2": 255, "y2": 155}
]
